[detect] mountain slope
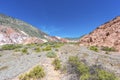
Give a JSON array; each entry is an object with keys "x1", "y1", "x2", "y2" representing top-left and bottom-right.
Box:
[
  {"x1": 0, "y1": 14, "x2": 51, "y2": 44},
  {"x1": 80, "y1": 16, "x2": 120, "y2": 51},
  {"x1": 0, "y1": 14, "x2": 70, "y2": 44},
  {"x1": 0, "y1": 14, "x2": 48, "y2": 38}
]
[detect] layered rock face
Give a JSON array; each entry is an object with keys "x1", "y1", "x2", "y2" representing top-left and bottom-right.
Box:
[
  {"x1": 0, "y1": 25, "x2": 28, "y2": 45},
  {"x1": 80, "y1": 16, "x2": 120, "y2": 51},
  {"x1": 0, "y1": 25, "x2": 70, "y2": 45}
]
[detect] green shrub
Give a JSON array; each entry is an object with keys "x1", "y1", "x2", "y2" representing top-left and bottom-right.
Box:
[
  {"x1": 42, "y1": 46, "x2": 52, "y2": 51},
  {"x1": 89, "y1": 46, "x2": 98, "y2": 52},
  {"x1": 68, "y1": 56, "x2": 89, "y2": 74},
  {"x1": 19, "y1": 73, "x2": 30, "y2": 80},
  {"x1": 101, "y1": 46, "x2": 116, "y2": 52},
  {"x1": 0, "y1": 54, "x2": 2, "y2": 57},
  {"x1": 61, "y1": 65, "x2": 67, "y2": 73},
  {"x1": 2, "y1": 44, "x2": 22, "y2": 50},
  {"x1": 97, "y1": 69, "x2": 117, "y2": 80},
  {"x1": 26, "y1": 43, "x2": 35, "y2": 48},
  {"x1": 52, "y1": 43, "x2": 64, "y2": 48},
  {"x1": 80, "y1": 73, "x2": 90, "y2": 80},
  {"x1": 69, "y1": 56, "x2": 90, "y2": 80},
  {"x1": 105, "y1": 51, "x2": 109, "y2": 54},
  {"x1": 77, "y1": 63, "x2": 89, "y2": 74},
  {"x1": 28, "y1": 65, "x2": 45, "y2": 79},
  {"x1": 19, "y1": 65, "x2": 45, "y2": 80},
  {"x1": 14, "y1": 49, "x2": 21, "y2": 52},
  {"x1": 46, "y1": 51, "x2": 57, "y2": 58},
  {"x1": 52, "y1": 58, "x2": 61, "y2": 70},
  {"x1": 22, "y1": 48, "x2": 28, "y2": 54},
  {"x1": 68, "y1": 56, "x2": 119, "y2": 80},
  {"x1": 34, "y1": 47, "x2": 41, "y2": 53},
  {"x1": 68, "y1": 56, "x2": 80, "y2": 66}
]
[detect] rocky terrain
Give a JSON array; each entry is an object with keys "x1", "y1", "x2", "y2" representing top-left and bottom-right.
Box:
[
  {"x1": 80, "y1": 16, "x2": 120, "y2": 51},
  {"x1": 0, "y1": 43, "x2": 120, "y2": 80}
]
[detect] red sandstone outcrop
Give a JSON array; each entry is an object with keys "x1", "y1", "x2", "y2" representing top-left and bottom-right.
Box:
[{"x1": 80, "y1": 16, "x2": 120, "y2": 51}]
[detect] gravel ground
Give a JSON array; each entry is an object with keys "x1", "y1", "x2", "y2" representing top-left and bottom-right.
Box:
[
  {"x1": 0, "y1": 50, "x2": 47, "y2": 80},
  {"x1": 0, "y1": 44, "x2": 120, "y2": 80},
  {"x1": 58, "y1": 44, "x2": 120, "y2": 79}
]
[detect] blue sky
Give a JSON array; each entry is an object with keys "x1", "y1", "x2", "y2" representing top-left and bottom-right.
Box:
[{"x1": 0, "y1": 0, "x2": 120, "y2": 37}]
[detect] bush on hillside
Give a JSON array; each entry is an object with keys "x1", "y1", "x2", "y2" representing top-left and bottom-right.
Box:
[
  {"x1": 21, "y1": 48, "x2": 28, "y2": 54},
  {"x1": 68, "y1": 56, "x2": 118, "y2": 80},
  {"x1": 52, "y1": 58, "x2": 61, "y2": 70},
  {"x1": 89, "y1": 46, "x2": 98, "y2": 52},
  {"x1": 97, "y1": 69, "x2": 117, "y2": 80},
  {"x1": 52, "y1": 43, "x2": 64, "y2": 48},
  {"x1": 0, "y1": 54, "x2": 2, "y2": 57},
  {"x1": 80, "y1": 73, "x2": 90, "y2": 80},
  {"x1": 14, "y1": 48, "x2": 21, "y2": 52},
  {"x1": 19, "y1": 65, "x2": 45, "y2": 80},
  {"x1": 68, "y1": 56, "x2": 80, "y2": 65},
  {"x1": 34, "y1": 47, "x2": 41, "y2": 53},
  {"x1": 42, "y1": 46, "x2": 52, "y2": 51},
  {"x1": 1, "y1": 44, "x2": 22, "y2": 50},
  {"x1": 101, "y1": 46, "x2": 116, "y2": 52},
  {"x1": 46, "y1": 51, "x2": 57, "y2": 58}
]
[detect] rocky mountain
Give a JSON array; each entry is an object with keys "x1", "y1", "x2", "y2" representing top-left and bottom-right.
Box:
[
  {"x1": 0, "y1": 14, "x2": 69, "y2": 44},
  {"x1": 80, "y1": 16, "x2": 120, "y2": 51},
  {"x1": 0, "y1": 14, "x2": 48, "y2": 38}
]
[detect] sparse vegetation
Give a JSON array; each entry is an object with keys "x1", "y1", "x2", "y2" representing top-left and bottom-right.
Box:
[
  {"x1": 69, "y1": 56, "x2": 89, "y2": 74},
  {"x1": 68, "y1": 56, "x2": 80, "y2": 66},
  {"x1": 105, "y1": 51, "x2": 109, "y2": 54},
  {"x1": 52, "y1": 58, "x2": 61, "y2": 70},
  {"x1": 89, "y1": 46, "x2": 98, "y2": 52},
  {"x1": 46, "y1": 51, "x2": 57, "y2": 58},
  {"x1": 14, "y1": 48, "x2": 21, "y2": 52},
  {"x1": 97, "y1": 69, "x2": 117, "y2": 80},
  {"x1": 19, "y1": 73, "x2": 30, "y2": 80},
  {"x1": 21, "y1": 48, "x2": 28, "y2": 54},
  {"x1": 68, "y1": 56, "x2": 118, "y2": 80},
  {"x1": 80, "y1": 73, "x2": 90, "y2": 80},
  {"x1": 0, "y1": 54, "x2": 2, "y2": 57},
  {"x1": 61, "y1": 65, "x2": 67, "y2": 73},
  {"x1": 1, "y1": 44, "x2": 22, "y2": 50},
  {"x1": 51, "y1": 43, "x2": 64, "y2": 48},
  {"x1": 42, "y1": 45, "x2": 52, "y2": 51},
  {"x1": 34, "y1": 47, "x2": 41, "y2": 53},
  {"x1": 101, "y1": 46, "x2": 116, "y2": 52},
  {"x1": 19, "y1": 65, "x2": 45, "y2": 80}
]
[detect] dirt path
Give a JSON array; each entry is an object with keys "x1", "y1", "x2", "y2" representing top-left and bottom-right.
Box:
[{"x1": 42, "y1": 58, "x2": 61, "y2": 80}]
